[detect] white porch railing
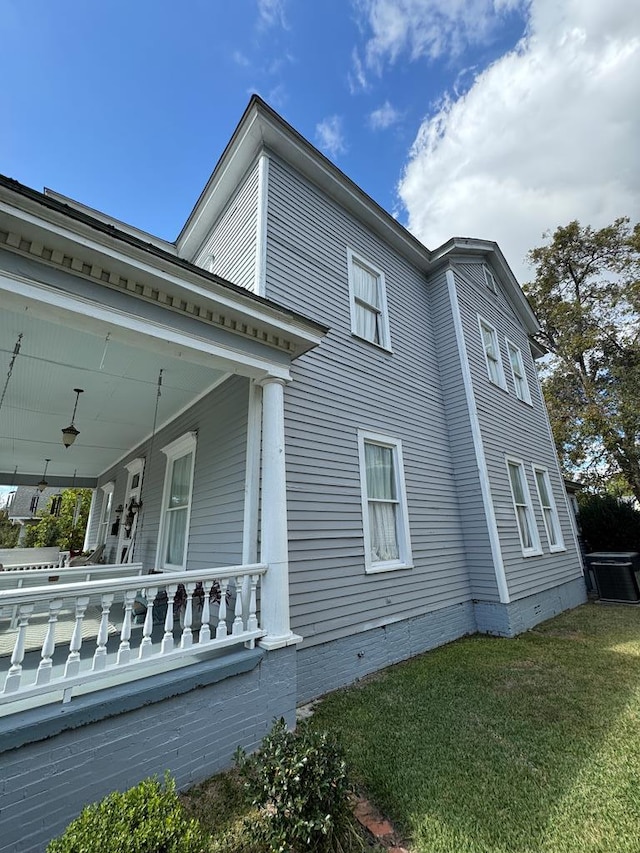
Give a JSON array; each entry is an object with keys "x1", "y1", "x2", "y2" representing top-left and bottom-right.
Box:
[{"x1": 0, "y1": 564, "x2": 266, "y2": 713}]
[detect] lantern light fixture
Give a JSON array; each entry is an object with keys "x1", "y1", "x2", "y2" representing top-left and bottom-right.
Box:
[
  {"x1": 37, "y1": 458, "x2": 51, "y2": 492},
  {"x1": 61, "y1": 388, "x2": 84, "y2": 448}
]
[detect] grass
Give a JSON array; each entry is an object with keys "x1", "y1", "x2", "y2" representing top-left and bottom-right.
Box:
[
  {"x1": 307, "y1": 603, "x2": 640, "y2": 853},
  {"x1": 181, "y1": 603, "x2": 640, "y2": 852}
]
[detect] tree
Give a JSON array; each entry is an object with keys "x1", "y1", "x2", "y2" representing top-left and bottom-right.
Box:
[
  {"x1": 22, "y1": 489, "x2": 92, "y2": 551},
  {"x1": 524, "y1": 217, "x2": 640, "y2": 501},
  {"x1": 0, "y1": 509, "x2": 19, "y2": 548}
]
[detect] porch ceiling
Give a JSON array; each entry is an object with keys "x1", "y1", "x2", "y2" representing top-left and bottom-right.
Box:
[{"x1": 0, "y1": 296, "x2": 226, "y2": 487}]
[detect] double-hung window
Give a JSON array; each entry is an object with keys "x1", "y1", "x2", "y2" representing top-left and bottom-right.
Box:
[
  {"x1": 348, "y1": 250, "x2": 391, "y2": 349},
  {"x1": 506, "y1": 339, "x2": 531, "y2": 404},
  {"x1": 533, "y1": 466, "x2": 565, "y2": 551},
  {"x1": 358, "y1": 431, "x2": 412, "y2": 573},
  {"x1": 96, "y1": 482, "x2": 114, "y2": 547},
  {"x1": 506, "y1": 457, "x2": 541, "y2": 556},
  {"x1": 157, "y1": 432, "x2": 197, "y2": 571},
  {"x1": 478, "y1": 317, "x2": 506, "y2": 388}
]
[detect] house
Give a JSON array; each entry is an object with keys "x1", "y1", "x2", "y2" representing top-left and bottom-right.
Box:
[
  {"x1": 0, "y1": 96, "x2": 586, "y2": 851},
  {"x1": 3, "y1": 485, "x2": 63, "y2": 544}
]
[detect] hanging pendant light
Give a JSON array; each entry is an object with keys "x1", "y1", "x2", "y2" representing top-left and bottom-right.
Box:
[
  {"x1": 37, "y1": 458, "x2": 51, "y2": 492},
  {"x1": 61, "y1": 388, "x2": 84, "y2": 448}
]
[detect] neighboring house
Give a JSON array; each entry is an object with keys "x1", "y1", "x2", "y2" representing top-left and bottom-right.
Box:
[
  {"x1": 0, "y1": 96, "x2": 585, "y2": 851},
  {"x1": 5, "y1": 486, "x2": 62, "y2": 543}
]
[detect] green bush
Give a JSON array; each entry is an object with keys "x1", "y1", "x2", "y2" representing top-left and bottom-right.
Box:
[
  {"x1": 577, "y1": 492, "x2": 640, "y2": 552},
  {"x1": 47, "y1": 774, "x2": 205, "y2": 853},
  {"x1": 236, "y1": 718, "x2": 363, "y2": 853}
]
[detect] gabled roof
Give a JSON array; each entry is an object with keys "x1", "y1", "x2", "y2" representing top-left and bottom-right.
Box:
[{"x1": 176, "y1": 95, "x2": 540, "y2": 336}]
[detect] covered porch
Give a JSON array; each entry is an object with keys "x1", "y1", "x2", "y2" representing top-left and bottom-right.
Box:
[{"x1": 0, "y1": 176, "x2": 326, "y2": 718}]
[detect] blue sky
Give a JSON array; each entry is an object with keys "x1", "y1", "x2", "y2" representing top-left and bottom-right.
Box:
[{"x1": 1, "y1": 0, "x2": 639, "y2": 285}]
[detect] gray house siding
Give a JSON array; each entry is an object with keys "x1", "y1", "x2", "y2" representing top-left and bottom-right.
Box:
[
  {"x1": 453, "y1": 263, "x2": 584, "y2": 600},
  {"x1": 192, "y1": 159, "x2": 260, "y2": 291},
  {"x1": 264, "y1": 157, "x2": 473, "y2": 657},
  {"x1": 428, "y1": 269, "x2": 500, "y2": 602},
  {"x1": 95, "y1": 375, "x2": 249, "y2": 571}
]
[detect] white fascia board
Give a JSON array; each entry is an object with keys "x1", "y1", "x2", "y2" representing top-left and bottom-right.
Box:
[
  {"x1": 177, "y1": 100, "x2": 432, "y2": 273},
  {"x1": 432, "y1": 238, "x2": 540, "y2": 336},
  {"x1": 0, "y1": 271, "x2": 292, "y2": 381},
  {"x1": 0, "y1": 197, "x2": 326, "y2": 353},
  {"x1": 43, "y1": 188, "x2": 178, "y2": 254}
]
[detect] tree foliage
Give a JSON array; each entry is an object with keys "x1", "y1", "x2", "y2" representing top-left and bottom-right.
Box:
[
  {"x1": 524, "y1": 217, "x2": 640, "y2": 501},
  {"x1": 23, "y1": 488, "x2": 92, "y2": 551},
  {"x1": 0, "y1": 509, "x2": 20, "y2": 548}
]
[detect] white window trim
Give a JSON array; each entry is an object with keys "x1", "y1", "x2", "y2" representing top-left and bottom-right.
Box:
[
  {"x1": 478, "y1": 316, "x2": 507, "y2": 390},
  {"x1": 532, "y1": 465, "x2": 566, "y2": 553},
  {"x1": 506, "y1": 456, "x2": 542, "y2": 557},
  {"x1": 483, "y1": 264, "x2": 497, "y2": 293},
  {"x1": 347, "y1": 248, "x2": 392, "y2": 352},
  {"x1": 156, "y1": 432, "x2": 197, "y2": 572},
  {"x1": 357, "y1": 430, "x2": 413, "y2": 574},
  {"x1": 505, "y1": 338, "x2": 532, "y2": 405},
  {"x1": 96, "y1": 481, "x2": 114, "y2": 547},
  {"x1": 117, "y1": 457, "x2": 145, "y2": 562}
]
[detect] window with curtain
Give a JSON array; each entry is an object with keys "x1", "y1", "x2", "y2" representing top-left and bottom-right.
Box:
[
  {"x1": 358, "y1": 431, "x2": 412, "y2": 572},
  {"x1": 479, "y1": 318, "x2": 505, "y2": 388},
  {"x1": 158, "y1": 433, "x2": 197, "y2": 570},
  {"x1": 507, "y1": 340, "x2": 531, "y2": 403},
  {"x1": 96, "y1": 484, "x2": 113, "y2": 546},
  {"x1": 348, "y1": 250, "x2": 390, "y2": 349},
  {"x1": 533, "y1": 466, "x2": 565, "y2": 551},
  {"x1": 507, "y1": 459, "x2": 541, "y2": 556}
]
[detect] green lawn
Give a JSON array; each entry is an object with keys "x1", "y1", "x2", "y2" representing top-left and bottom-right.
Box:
[{"x1": 308, "y1": 603, "x2": 640, "y2": 853}]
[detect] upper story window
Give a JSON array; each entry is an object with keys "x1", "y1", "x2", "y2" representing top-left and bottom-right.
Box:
[
  {"x1": 478, "y1": 317, "x2": 506, "y2": 389},
  {"x1": 506, "y1": 457, "x2": 542, "y2": 557},
  {"x1": 533, "y1": 466, "x2": 565, "y2": 552},
  {"x1": 358, "y1": 430, "x2": 412, "y2": 573},
  {"x1": 348, "y1": 249, "x2": 391, "y2": 350},
  {"x1": 506, "y1": 339, "x2": 532, "y2": 404},
  {"x1": 157, "y1": 432, "x2": 197, "y2": 571},
  {"x1": 483, "y1": 264, "x2": 497, "y2": 293}
]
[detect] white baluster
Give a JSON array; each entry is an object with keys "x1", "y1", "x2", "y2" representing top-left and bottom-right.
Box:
[
  {"x1": 199, "y1": 582, "x2": 212, "y2": 644},
  {"x1": 180, "y1": 582, "x2": 196, "y2": 649},
  {"x1": 161, "y1": 585, "x2": 177, "y2": 654},
  {"x1": 116, "y1": 589, "x2": 137, "y2": 665},
  {"x1": 3, "y1": 603, "x2": 35, "y2": 693},
  {"x1": 247, "y1": 574, "x2": 259, "y2": 632},
  {"x1": 92, "y1": 593, "x2": 115, "y2": 671},
  {"x1": 232, "y1": 576, "x2": 244, "y2": 635},
  {"x1": 36, "y1": 599, "x2": 63, "y2": 685},
  {"x1": 216, "y1": 579, "x2": 229, "y2": 639},
  {"x1": 63, "y1": 595, "x2": 90, "y2": 678},
  {"x1": 138, "y1": 587, "x2": 158, "y2": 659}
]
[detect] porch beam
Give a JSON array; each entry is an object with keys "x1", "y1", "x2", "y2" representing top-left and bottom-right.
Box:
[{"x1": 258, "y1": 376, "x2": 301, "y2": 650}]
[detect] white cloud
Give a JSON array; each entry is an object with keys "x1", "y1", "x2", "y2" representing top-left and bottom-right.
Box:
[
  {"x1": 349, "y1": 48, "x2": 370, "y2": 93},
  {"x1": 354, "y1": 0, "x2": 523, "y2": 70},
  {"x1": 233, "y1": 50, "x2": 251, "y2": 67},
  {"x1": 369, "y1": 100, "x2": 401, "y2": 129},
  {"x1": 316, "y1": 116, "x2": 347, "y2": 159},
  {"x1": 258, "y1": 0, "x2": 288, "y2": 29},
  {"x1": 397, "y1": 0, "x2": 640, "y2": 282}
]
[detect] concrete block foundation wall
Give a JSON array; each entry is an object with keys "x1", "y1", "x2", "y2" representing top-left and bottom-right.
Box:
[{"x1": 0, "y1": 647, "x2": 297, "y2": 853}]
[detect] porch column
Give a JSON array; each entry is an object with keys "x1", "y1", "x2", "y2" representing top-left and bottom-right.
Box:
[{"x1": 258, "y1": 376, "x2": 301, "y2": 650}]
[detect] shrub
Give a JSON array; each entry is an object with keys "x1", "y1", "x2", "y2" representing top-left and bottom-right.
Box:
[
  {"x1": 577, "y1": 492, "x2": 640, "y2": 552},
  {"x1": 236, "y1": 718, "x2": 363, "y2": 853},
  {"x1": 47, "y1": 774, "x2": 205, "y2": 853}
]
